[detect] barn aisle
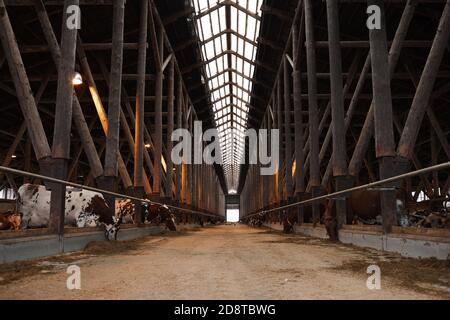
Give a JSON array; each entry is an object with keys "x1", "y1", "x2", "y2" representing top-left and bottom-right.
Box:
[{"x1": 0, "y1": 225, "x2": 447, "y2": 300}]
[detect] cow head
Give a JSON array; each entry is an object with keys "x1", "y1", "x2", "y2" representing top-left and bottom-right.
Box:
[
  {"x1": 8, "y1": 211, "x2": 22, "y2": 230},
  {"x1": 158, "y1": 205, "x2": 177, "y2": 231},
  {"x1": 104, "y1": 224, "x2": 119, "y2": 240},
  {"x1": 103, "y1": 217, "x2": 121, "y2": 240},
  {"x1": 0, "y1": 210, "x2": 22, "y2": 230},
  {"x1": 166, "y1": 213, "x2": 177, "y2": 231}
]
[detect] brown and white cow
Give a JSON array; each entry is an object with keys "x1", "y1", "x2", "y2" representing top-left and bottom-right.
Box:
[
  {"x1": 322, "y1": 188, "x2": 408, "y2": 239},
  {"x1": 0, "y1": 210, "x2": 21, "y2": 230},
  {"x1": 145, "y1": 203, "x2": 177, "y2": 231},
  {"x1": 115, "y1": 198, "x2": 138, "y2": 224},
  {"x1": 17, "y1": 184, "x2": 120, "y2": 240}
]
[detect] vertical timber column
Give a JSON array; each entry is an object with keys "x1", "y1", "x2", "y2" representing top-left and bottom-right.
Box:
[
  {"x1": 368, "y1": 0, "x2": 397, "y2": 233},
  {"x1": 165, "y1": 58, "x2": 175, "y2": 201},
  {"x1": 326, "y1": 0, "x2": 350, "y2": 230},
  {"x1": 33, "y1": 0, "x2": 104, "y2": 183},
  {"x1": 175, "y1": 74, "x2": 183, "y2": 204},
  {"x1": 348, "y1": 0, "x2": 418, "y2": 179},
  {"x1": 283, "y1": 57, "x2": 294, "y2": 201},
  {"x1": 182, "y1": 102, "x2": 189, "y2": 205},
  {"x1": 262, "y1": 115, "x2": 269, "y2": 209},
  {"x1": 134, "y1": 0, "x2": 148, "y2": 224},
  {"x1": 189, "y1": 113, "x2": 194, "y2": 208},
  {"x1": 276, "y1": 81, "x2": 284, "y2": 205},
  {"x1": 269, "y1": 108, "x2": 276, "y2": 206},
  {"x1": 49, "y1": 0, "x2": 79, "y2": 236},
  {"x1": 103, "y1": 0, "x2": 125, "y2": 208},
  {"x1": 292, "y1": 18, "x2": 306, "y2": 224},
  {"x1": 153, "y1": 71, "x2": 163, "y2": 198},
  {"x1": 0, "y1": 0, "x2": 52, "y2": 170},
  {"x1": 304, "y1": 0, "x2": 321, "y2": 224}
]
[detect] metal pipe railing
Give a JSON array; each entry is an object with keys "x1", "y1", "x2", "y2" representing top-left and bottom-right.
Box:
[
  {"x1": 244, "y1": 161, "x2": 450, "y2": 219},
  {"x1": 0, "y1": 166, "x2": 222, "y2": 219}
]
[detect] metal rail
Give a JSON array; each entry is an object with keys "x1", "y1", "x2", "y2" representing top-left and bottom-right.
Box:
[
  {"x1": 0, "y1": 166, "x2": 222, "y2": 219},
  {"x1": 244, "y1": 161, "x2": 450, "y2": 219}
]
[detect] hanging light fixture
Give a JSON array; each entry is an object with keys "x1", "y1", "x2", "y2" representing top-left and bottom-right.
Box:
[{"x1": 72, "y1": 71, "x2": 83, "y2": 86}]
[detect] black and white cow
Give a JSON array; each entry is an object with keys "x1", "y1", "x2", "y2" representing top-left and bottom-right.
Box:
[{"x1": 17, "y1": 184, "x2": 120, "y2": 240}]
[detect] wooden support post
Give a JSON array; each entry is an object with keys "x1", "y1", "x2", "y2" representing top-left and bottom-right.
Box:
[
  {"x1": 348, "y1": 0, "x2": 418, "y2": 178},
  {"x1": 292, "y1": 16, "x2": 305, "y2": 195},
  {"x1": 276, "y1": 80, "x2": 284, "y2": 204},
  {"x1": 292, "y1": 15, "x2": 306, "y2": 224},
  {"x1": 153, "y1": 69, "x2": 164, "y2": 197},
  {"x1": 49, "y1": 0, "x2": 79, "y2": 236},
  {"x1": 265, "y1": 112, "x2": 272, "y2": 206},
  {"x1": 175, "y1": 73, "x2": 183, "y2": 203},
  {"x1": 183, "y1": 102, "x2": 189, "y2": 205},
  {"x1": 317, "y1": 52, "x2": 363, "y2": 170},
  {"x1": 166, "y1": 57, "x2": 175, "y2": 200},
  {"x1": 397, "y1": 0, "x2": 450, "y2": 159},
  {"x1": 151, "y1": 5, "x2": 164, "y2": 199},
  {"x1": 326, "y1": 0, "x2": 347, "y2": 177},
  {"x1": 34, "y1": 0, "x2": 104, "y2": 181},
  {"x1": 326, "y1": 0, "x2": 350, "y2": 230},
  {"x1": 189, "y1": 115, "x2": 195, "y2": 208},
  {"x1": 134, "y1": 0, "x2": 148, "y2": 223},
  {"x1": 77, "y1": 38, "x2": 132, "y2": 191},
  {"x1": 304, "y1": 0, "x2": 321, "y2": 224},
  {"x1": 368, "y1": 0, "x2": 397, "y2": 233},
  {"x1": 321, "y1": 54, "x2": 371, "y2": 187},
  {"x1": 103, "y1": 0, "x2": 125, "y2": 208},
  {"x1": 121, "y1": 87, "x2": 158, "y2": 184},
  {"x1": 95, "y1": 57, "x2": 153, "y2": 198},
  {"x1": 283, "y1": 57, "x2": 293, "y2": 199},
  {"x1": 0, "y1": 0, "x2": 51, "y2": 169}
]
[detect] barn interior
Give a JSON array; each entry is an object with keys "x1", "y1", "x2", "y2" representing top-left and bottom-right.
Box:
[{"x1": 0, "y1": 0, "x2": 449, "y2": 300}]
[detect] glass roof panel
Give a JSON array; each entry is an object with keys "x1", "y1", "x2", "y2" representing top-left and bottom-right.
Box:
[{"x1": 192, "y1": 0, "x2": 262, "y2": 192}]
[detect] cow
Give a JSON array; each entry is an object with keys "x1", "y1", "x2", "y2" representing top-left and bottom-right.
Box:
[
  {"x1": 321, "y1": 188, "x2": 408, "y2": 239},
  {"x1": 347, "y1": 189, "x2": 406, "y2": 222},
  {"x1": 17, "y1": 184, "x2": 120, "y2": 240},
  {"x1": 0, "y1": 210, "x2": 21, "y2": 230},
  {"x1": 115, "y1": 198, "x2": 149, "y2": 224},
  {"x1": 248, "y1": 212, "x2": 265, "y2": 227},
  {"x1": 145, "y1": 203, "x2": 177, "y2": 231},
  {"x1": 281, "y1": 196, "x2": 329, "y2": 234},
  {"x1": 324, "y1": 200, "x2": 339, "y2": 241}
]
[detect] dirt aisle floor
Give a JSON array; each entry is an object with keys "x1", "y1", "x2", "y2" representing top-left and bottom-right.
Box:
[{"x1": 0, "y1": 225, "x2": 449, "y2": 300}]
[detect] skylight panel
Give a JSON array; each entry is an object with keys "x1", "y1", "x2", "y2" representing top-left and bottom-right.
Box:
[{"x1": 192, "y1": 0, "x2": 262, "y2": 192}]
